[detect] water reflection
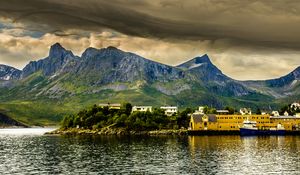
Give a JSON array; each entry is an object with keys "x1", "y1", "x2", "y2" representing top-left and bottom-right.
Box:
[
  {"x1": 1, "y1": 129, "x2": 300, "y2": 174},
  {"x1": 188, "y1": 136, "x2": 300, "y2": 174}
]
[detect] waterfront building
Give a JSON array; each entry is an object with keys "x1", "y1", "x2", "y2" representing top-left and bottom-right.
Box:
[
  {"x1": 190, "y1": 113, "x2": 300, "y2": 131},
  {"x1": 99, "y1": 103, "x2": 121, "y2": 109},
  {"x1": 132, "y1": 106, "x2": 152, "y2": 112},
  {"x1": 160, "y1": 106, "x2": 178, "y2": 116}
]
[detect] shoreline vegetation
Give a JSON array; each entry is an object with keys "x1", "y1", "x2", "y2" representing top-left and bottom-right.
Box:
[
  {"x1": 46, "y1": 128, "x2": 188, "y2": 136},
  {"x1": 47, "y1": 102, "x2": 192, "y2": 136}
]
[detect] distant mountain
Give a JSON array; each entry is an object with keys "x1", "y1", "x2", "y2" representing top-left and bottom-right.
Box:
[
  {"x1": 176, "y1": 54, "x2": 252, "y2": 96},
  {"x1": 0, "y1": 43, "x2": 298, "y2": 125},
  {"x1": 0, "y1": 64, "x2": 21, "y2": 80}
]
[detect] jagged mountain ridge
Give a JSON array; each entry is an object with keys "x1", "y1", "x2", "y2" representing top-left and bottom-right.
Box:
[
  {"x1": 0, "y1": 43, "x2": 298, "y2": 104},
  {"x1": 0, "y1": 43, "x2": 298, "y2": 125}
]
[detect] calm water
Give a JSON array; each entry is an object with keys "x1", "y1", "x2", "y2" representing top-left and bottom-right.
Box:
[{"x1": 0, "y1": 129, "x2": 300, "y2": 174}]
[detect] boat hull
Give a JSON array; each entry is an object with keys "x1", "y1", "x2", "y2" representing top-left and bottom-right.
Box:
[{"x1": 240, "y1": 128, "x2": 285, "y2": 136}]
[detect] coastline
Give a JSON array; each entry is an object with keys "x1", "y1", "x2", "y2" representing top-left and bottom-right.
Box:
[{"x1": 45, "y1": 128, "x2": 188, "y2": 136}]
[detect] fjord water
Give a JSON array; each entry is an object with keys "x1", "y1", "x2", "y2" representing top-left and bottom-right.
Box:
[{"x1": 1, "y1": 129, "x2": 300, "y2": 174}]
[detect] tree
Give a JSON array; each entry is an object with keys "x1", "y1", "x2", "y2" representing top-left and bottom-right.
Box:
[
  {"x1": 225, "y1": 106, "x2": 235, "y2": 114},
  {"x1": 121, "y1": 102, "x2": 132, "y2": 116},
  {"x1": 203, "y1": 106, "x2": 217, "y2": 114},
  {"x1": 177, "y1": 108, "x2": 193, "y2": 128},
  {"x1": 256, "y1": 108, "x2": 262, "y2": 115}
]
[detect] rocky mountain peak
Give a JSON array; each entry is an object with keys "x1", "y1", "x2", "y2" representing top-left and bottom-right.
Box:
[
  {"x1": 49, "y1": 43, "x2": 73, "y2": 58},
  {"x1": 292, "y1": 66, "x2": 300, "y2": 79},
  {"x1": 81, "y1": 47, "x2": 99, "y2": 58},
  {"x1": 194, "y1": 54, "x2": 211, "y2": 64},
  {"x1": 176, "y1": 54, "x2": 214, "y2": 70}
]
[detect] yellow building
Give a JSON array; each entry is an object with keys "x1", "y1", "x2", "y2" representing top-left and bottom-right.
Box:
[{"x1": 190, "y1": 114, "x2": 300, "y2": 131}]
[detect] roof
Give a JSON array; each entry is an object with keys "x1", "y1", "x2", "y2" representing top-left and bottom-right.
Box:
[
  {"x1": 207, "y1": 114, "x2": 217, "y2": 122},
  {"x1": 191, "y1": 114, "x2": 203, "y2": 123},
  {"x1": 216, "y1": 110, "x2": 229, "y2": 113}
]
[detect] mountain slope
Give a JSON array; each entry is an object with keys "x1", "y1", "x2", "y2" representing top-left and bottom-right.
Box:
[{"x1": 243, "y1": 66, "x2": 300, "y2": 98}]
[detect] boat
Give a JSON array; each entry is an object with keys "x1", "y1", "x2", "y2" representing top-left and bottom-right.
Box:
[{"x1": 239, "y1": 120, "x2": 285, "y2": 136}]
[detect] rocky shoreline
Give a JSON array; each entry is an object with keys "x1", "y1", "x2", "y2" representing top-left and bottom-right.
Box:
[{"x1": 46, "y1": 127, "x2": 188, "y2": 136}]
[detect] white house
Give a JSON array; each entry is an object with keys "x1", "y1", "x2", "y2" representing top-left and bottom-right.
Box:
[
  {"x1": 271, "y1": 111, "x2": 280, "y2": 117},
  {"x1": 291, "y1": 102, "x2": 300, "y2": 110},
  {"x1": 160, "y1": 106, "x2": 178, "y2": 116},
  {"x1": 240, "y1": 108, "x2": 252, "y2": 115},
  {"x1": 284, "y1": 111, "x2": 289, "y2": 116},
  {"x1": 132, "y1": 106, "x2": 152, "y2": 112},
  {"x1": 99, "y1": 103, "x2": 121, "y2": 109},
  {"x1": 198, "y1": 106, "x2": 205, "y2": 114}
]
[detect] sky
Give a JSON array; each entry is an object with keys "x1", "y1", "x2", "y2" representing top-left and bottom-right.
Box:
[{"x1": 0, "y1": 0, "x2": 299, "y2": 80}]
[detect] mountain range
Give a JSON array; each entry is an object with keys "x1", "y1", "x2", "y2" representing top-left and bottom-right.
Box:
[{"x1": 0, "y1": 43, "x2": 299, "y2": 125}]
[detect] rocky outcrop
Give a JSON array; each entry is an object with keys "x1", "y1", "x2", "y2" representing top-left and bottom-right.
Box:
[{"x1": 0, "y1": 113, "x2": 28, "y2": 127}]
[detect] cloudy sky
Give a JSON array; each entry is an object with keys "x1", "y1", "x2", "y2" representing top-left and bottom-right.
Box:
[{"x1": 0, "y1": 0, "x2": 299, "y2": 80}]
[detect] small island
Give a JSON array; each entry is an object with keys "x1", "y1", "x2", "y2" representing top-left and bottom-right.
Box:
[{"x1": 48, "y1": 103, "x2": 192, "y2": 136}]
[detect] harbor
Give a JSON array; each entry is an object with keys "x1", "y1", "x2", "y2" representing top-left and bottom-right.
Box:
[{"x1": 189, "y1": 104, "x2": 300, "y2": 136}]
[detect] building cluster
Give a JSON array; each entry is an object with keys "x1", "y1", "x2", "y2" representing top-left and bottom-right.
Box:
[
  {"x1": 98, "y1": 102, "x2": 300, "y2": 131},
  {"x1": 190, "y1": 103, "x2": 300, "y2": 132},
  {"x1": 98, "y1": 103, "x2": 178, "y2": 116}
]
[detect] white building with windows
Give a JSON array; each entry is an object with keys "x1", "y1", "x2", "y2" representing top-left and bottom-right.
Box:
[
  {"x1": 160, "y1": 106, "x2": 178, "y2": 116},
  {"x1": 132, "y1": 106, "x2": 152, "y2": 112}
]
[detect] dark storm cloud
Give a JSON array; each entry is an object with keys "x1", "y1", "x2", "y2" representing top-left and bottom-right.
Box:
[{"x1": 1, "y1": 0, "x2": 300, "y2": 50}]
